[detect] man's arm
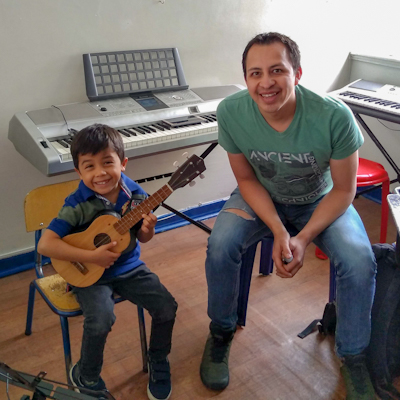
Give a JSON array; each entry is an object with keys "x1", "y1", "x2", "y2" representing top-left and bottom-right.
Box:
[
  {"x1": 228, "y1": 152, "x2": 292, "y2": 277},
  {"x1": 38, "y1": 229, "x2": 120, "y2": 269},
  {"x1": 287, "y1": 151, "x2": 359, "y2": 276}
]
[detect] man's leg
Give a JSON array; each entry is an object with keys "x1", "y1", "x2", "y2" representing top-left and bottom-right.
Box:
[
  {"x1": 312, "y1": 205, "x2": 377, "y2": 399},
  {"x1": 201, "y1": 188, "x2": 273, "y2": 390}
]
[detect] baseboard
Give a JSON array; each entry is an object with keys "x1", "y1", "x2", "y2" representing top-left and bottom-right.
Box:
[
  {"x1": 356, "y1": 185, "x2": 382, "y2": 204},
  {"x1": 0, "y1": 199, "x2": 226, "y2": 279},
  {"x1": 0, "y1": 190, "x2": 382, "y2": 280}
]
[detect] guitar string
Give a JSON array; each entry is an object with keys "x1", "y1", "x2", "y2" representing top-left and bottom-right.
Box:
[
  {"x1": 73, "y1": 157, "x2": 194, "y2": 253},
  {"x1": 91, "y1": 186, "x2": 172, "y2": 249},
  {"x1": 68, "y1": 161, "x2": 196, "y2": 276},
  {"x1": 115, "y1": 187, "x2": 170, "y2": 233}
]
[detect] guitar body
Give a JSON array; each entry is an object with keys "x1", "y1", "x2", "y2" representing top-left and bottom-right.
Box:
[{"x1": 51, "y1": 214, "x2": 131, "y2": 288}]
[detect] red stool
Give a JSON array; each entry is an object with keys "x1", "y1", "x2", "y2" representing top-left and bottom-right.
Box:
[{"x1": 316, "y1": 158, "x2": 390, "y2": 260}]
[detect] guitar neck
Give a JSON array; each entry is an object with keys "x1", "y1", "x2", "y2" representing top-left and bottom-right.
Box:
[{"x1": 114, "y1": 184, "x2": 173, "y2": 234}]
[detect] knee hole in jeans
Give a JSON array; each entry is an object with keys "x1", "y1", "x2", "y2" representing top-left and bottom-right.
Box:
[{"x1": 223, "y1": 208, "x2": 254, "y2": 220}]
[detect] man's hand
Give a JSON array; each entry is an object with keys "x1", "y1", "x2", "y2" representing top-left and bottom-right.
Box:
[
  {"x1": 272, "y1": 230, "x2": 293, "y2": 278},
  {"x1": 276, "y1": 235, "x2": 308, "y2": 278},
  {"x1": 91, "y1": 241, "x2": 121, "y2": 268}
]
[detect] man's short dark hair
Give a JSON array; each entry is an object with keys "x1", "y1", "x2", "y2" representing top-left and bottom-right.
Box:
[
  {"x1": 71, "y1": 124, "x2": 124, "y2": 169},
  {"x1": 242, "y1": 32, "x2": 301, "y2": 77}
]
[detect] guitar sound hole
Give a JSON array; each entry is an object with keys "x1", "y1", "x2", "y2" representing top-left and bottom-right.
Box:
[{"x1": 94, "y1": 233, "x2": 111, "y2": 248}]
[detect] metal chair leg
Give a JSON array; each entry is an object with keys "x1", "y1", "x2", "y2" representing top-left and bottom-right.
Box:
[
  {"x1": 259, "y1": 238, "x2": 274, "y2": 275},
  {"x1": 237, "y1": 242, "x2": 258, "y2": 327},
  {"x1": 329, "y1": 262, "x2": 336, "y2": 303},
  {"x1": 25, "y1": 282, "x2": 36, "y2": 336},
  {"x1": 60, "y1": 316, "x2": 72, "y2": 383},
  {"x1": 137, "y1": 307, "x2": 148, "y2": 373},
  {"x1": 380, "y1": 179, "x2": 390, "y2": 243}
]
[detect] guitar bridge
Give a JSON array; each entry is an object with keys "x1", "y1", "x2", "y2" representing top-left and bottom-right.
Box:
[{"x1": 71, "y1": 261, "x2": 89, "y2": 275}]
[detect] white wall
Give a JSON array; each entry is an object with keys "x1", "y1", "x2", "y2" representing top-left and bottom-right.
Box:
[{"x1": 1, "y1": 0, "x2": 399, "y2": 259}]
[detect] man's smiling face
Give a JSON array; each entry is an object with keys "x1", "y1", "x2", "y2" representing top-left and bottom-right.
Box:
[{"x1": 245, "y1": 42, "x2": 302, "y2": 122}]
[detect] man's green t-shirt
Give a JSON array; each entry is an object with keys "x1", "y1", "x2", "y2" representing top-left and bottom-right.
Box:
[{"x1": 217, "y1": 85, "x2": 363, "y2": 204}]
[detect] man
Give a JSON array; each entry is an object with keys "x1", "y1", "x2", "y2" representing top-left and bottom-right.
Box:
[{"x1": 200, "y1": 32, "x2": 377, "y2": 399}]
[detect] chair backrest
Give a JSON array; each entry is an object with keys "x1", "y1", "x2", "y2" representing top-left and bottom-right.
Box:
[
  {"x1": 24, "y1": 180, "x2": 80, "y2": 232},
  {"x1": 24, "y1": 180, "x2": 80, "y2": 278}
]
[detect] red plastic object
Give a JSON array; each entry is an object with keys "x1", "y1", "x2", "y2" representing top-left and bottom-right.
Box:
[{"x1": 315, "y1": 157, "x2": 390, "y2": 259}]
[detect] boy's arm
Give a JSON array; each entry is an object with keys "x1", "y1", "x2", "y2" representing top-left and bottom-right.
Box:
[
  {"x1": 38, "y1": 229, "x2": 121, "y2": 269},
  {"x1": 136, "y1": 213, "x2": 157, "y2": 243}
]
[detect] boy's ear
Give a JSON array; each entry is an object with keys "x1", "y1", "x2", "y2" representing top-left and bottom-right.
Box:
[
  {"x1": 121, "y1": 157, "x2": 128, "y2": 171},
  {"x1": 75, "y1": 168, "x2": 82, "y2": 179}
]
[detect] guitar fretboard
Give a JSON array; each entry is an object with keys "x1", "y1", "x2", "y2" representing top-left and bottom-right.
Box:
[{"x1": 114, "y1": 184, "x2": 173, "y2": 234}]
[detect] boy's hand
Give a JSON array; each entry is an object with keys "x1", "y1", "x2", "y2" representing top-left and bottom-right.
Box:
[
  {"x1": 91, "y1": 241, "x2": 121, "y2": 268},
  {"x1": 140, "y1": 213, "x2": 157, "y2": 234}
]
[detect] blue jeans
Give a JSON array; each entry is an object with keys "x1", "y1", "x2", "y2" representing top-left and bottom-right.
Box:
[
  {"x1": 73, "y1": 264, "x2": 177, "y2": 382},
  {"x1": 205, "y1": 188, "x2": 376, "y2": 357}
]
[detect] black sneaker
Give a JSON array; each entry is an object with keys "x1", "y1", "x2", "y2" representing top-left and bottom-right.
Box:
[
  {"x1": 340, "y1": 354, "x2": 376, "y2": 400},
  {"x1": 147, "y1": 357, "x2": 172, "y2": 400},
  {"x1": 200, "y1": 331, "x2": 234, "y2": 390},
  {"x1": 69, "y1": 362, "x2": 109, "y2": 399}
]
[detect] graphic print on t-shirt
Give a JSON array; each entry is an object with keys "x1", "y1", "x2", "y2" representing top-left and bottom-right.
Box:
[{"x1": 249, "y1": 150, "x2": 328, "y2": 204}]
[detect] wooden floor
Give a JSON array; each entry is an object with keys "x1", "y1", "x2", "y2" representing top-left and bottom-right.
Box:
[{"x1": 0, "y1": 196, "x2": 398, "y2": 400}]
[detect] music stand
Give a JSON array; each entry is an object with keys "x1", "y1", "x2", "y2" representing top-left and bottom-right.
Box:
[{"x1": 0, "y1": 362, "x2": 115, "y2": 400}]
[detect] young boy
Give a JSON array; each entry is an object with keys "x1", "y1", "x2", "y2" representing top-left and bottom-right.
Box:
[{"x1": 38, "y1": 124, "x2": 177, "y2": 400}]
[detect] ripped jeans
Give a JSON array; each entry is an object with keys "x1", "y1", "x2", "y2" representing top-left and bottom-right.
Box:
[{"x1": 205, "y1": 187, "x2": 376, "y2": 357}]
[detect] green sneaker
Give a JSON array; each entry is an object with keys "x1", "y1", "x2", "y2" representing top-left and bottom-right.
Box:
[
  {"x1": 340, "y1": 354, "x2": 376, "y2": 399},
  {"x1": 200, "y1": 331, "x2": 234, "y2": 390}
]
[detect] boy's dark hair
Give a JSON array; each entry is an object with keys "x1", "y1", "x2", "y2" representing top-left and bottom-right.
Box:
[
  {"x1": 242, "y1": 32, "x2": 301, "y2": 78},
  {"x1": 71, "y1": 124, "x2": 124, "y2": 169}
]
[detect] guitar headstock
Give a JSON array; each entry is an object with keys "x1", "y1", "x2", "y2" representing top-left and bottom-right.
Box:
[{"x1": 168, "y1": 154, "x2": 206, "y2": 190}]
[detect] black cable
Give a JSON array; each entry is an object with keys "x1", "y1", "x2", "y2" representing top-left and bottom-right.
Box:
[
  {"x1": 377, "y1": 118, "x2": 400, "y2": 131},
  {"x1": 51, "y1": 105, "x2": 77, "y2": 135}
]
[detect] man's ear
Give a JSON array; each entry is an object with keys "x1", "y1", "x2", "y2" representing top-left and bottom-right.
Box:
[
  {"x1": 121, "y1": 157, "x2": 128, "y2": 171},
  {"x1": 295, "y1": 66, "x2": 302, "y2": 85}
]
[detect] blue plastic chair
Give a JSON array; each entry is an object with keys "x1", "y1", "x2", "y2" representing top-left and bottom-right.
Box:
[
  {"x1": 23, "y1": 181, "x2": 148, "y2": 382},
  {"x1": 238, "y1": 236, "x2": 335, "y2": 327}
]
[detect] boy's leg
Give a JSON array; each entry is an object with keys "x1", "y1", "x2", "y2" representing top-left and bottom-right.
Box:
[
  {"x1": 73, "y1": 284, "x2": 116, "y2": 383},
  {"x1": 114, "y1": 265, "x2": 177, "y2": 400},
  {"x1": 202, "y1": 188, "x2": 274, "y2": 390},
  {"x1": 113, "y1": 264, "x2": 177, "y2": 360}
]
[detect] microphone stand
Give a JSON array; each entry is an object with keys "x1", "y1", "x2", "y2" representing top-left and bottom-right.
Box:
[{"x1": 0, "y1": 362, "x2": 115, "y2": 400}]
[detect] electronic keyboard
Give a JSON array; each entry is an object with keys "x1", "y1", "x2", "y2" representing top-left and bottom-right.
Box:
[
  {"x1": 8, "y1": 84, "x2": 244, "y2": 176},
  {"x1": 330, "y1": 79, "x2": 400, "y2": 124}
]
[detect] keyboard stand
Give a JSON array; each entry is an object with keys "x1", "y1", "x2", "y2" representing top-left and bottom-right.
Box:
[
  {"x1": 387, "y1": 189, "x2": 400, "y2": 261},
  {"x1": 353, "y1": 112, "x2": 400, "y2": 185},
  {"x1": 143, "y1": 143, "x2": 218, "y2": 235}
]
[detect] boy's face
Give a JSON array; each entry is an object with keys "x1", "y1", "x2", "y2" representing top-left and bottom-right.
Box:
[
  {"x1": 245, "y1": 42, "x2": 302, "y2": 122},
  {"x1": 75, "y1": 147, "x2": 128, "y2": 202}
]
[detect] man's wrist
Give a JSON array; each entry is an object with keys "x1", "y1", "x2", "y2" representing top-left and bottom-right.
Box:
[{"x1": 296, "y1": 230, "x2": 314, "y2": 246}]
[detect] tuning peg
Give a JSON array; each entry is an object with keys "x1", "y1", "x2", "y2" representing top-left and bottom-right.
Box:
[
  {"x1": 199, "y1": 173, "x2": 205, "y2": 179},
  {"x1": 182, "y1": 152, "x2": 189, "y2": 159},
  {"x1": 173, "y1": 161, "x2": 180, "y2": 168},
  {"x1": 189, "y1": 181, "x2": 196, "y2": 187}
]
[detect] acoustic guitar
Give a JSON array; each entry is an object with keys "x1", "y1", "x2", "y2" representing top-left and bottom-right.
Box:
[{"x1": 51, "y1": 154, "x2": 206, "y2": 287}]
